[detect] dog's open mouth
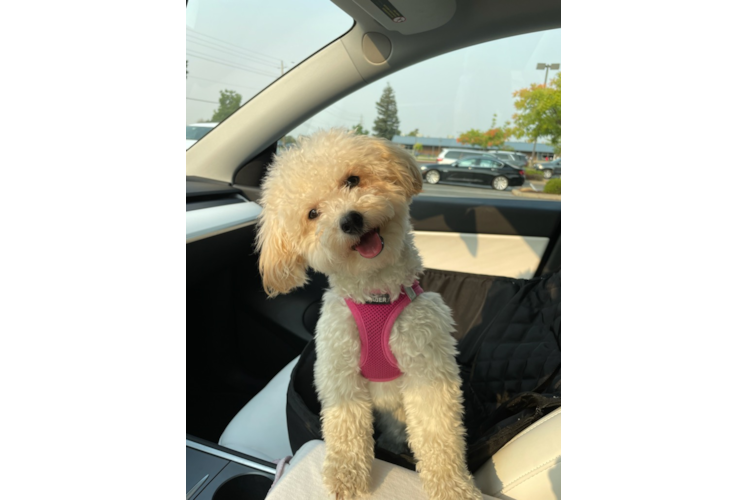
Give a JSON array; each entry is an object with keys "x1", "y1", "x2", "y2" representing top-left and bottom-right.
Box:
[{"x1": 352, "y1": 228, "x2": 384, "y2": 259}]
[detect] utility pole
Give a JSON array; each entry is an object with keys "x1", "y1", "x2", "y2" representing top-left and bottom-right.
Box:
[
  {"x1": 280, "y1": 60, "x2": 284, "y2": 75},
  {"x1": 531, "y1": 63, "x2": 560, "y2": 164}
]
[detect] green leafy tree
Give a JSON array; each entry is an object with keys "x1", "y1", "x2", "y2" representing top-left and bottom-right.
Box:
[
  {"x1": 351, "y1": 123, "x2": 369, "y2": 135},
  {"x1": 373, "y1": 83, "x2": 401, "y2": 140},
  {"x1": 457, "y1": 114, "x2": 513, "y2": 150},
  {"x1": 211, "y1": 90, "x2": 242, "y2": 122},
  {"x1": 413, "y1": 143, "x2": 423, "y2": 154},
  {"x1": 406, "y1": 129, "x2": 419, "y2": 137},
  {"x1": 512, "y1": 73, "x2": 561, "y2": 153}
]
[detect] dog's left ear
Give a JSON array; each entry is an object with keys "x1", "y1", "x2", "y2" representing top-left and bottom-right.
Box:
[
  {"x1": 255, "y1": 208, "x2": 308, "y2": 298},
  {"x1": 380, "y1": 140, "x2": 423, "y2": 198}
]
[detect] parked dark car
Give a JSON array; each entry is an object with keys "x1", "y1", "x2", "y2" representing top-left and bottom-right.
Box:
[
  {"x1": 492, "y1": 150, "x2": 528, "y2": 168},
  {"x1": 536, "y1": 159, "x2": 561, "y2": 179},
  {"x1": 421, "y1": 155, "x2": 525, "y2": 191}
]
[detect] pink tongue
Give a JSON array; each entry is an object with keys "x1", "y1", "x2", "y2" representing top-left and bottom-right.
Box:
[{"x1": 355, "y1": 230, "x2": 383, "y2": 259}]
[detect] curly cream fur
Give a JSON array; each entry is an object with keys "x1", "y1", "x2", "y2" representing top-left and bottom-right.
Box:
[{"x1": 256, "y1": 129, "x2": 482, "y2": 500}]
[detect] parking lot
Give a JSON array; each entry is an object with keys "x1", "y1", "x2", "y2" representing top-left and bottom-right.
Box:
[{"x1": 417, "y1": 162, "x2": 554, "y2": 199}]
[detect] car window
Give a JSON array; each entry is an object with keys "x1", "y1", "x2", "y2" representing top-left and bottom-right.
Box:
[
  {"x1": 455, "y1": 159, "x2": 475, "y2": 167},
  {"x1": 478, "y1": 159, "x2": 497, "y2": 167},
  {"x1": 290, "y1": 28, "x2": 560, "y2": 201},
  {"x1": 186, "y1": 126, "x2": 213, "y2": 141},
  {"x1": 186, "y1": 0, "x2": 352, "y2": 146}
]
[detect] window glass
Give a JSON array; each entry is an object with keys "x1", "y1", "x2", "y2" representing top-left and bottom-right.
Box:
[
  {"x1": 479, "y1": 159, "x2": 496, "y2": 167},
  {"x1": 290, "y1": 28, "x2": 560, "y2": 201},
  {"x1": 186, "y1": 125, "x2": 214, "y2": 141},
  {"x1": 185, "y1": 0, "x2": 352, "y2": 149}
]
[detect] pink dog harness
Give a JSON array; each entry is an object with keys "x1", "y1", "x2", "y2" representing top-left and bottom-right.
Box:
[{"x1": 345, "y1": 281, "x2": 424, "y2": 382}]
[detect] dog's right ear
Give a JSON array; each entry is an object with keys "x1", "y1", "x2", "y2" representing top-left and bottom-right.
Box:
[{"x1": 255, "y1": 209, "x2": 308, "y2": 298}]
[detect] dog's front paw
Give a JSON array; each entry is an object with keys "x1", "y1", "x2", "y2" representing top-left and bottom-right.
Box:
[
  {"x1": 322, "y1": 452, "x2": 371, "y2": 499},
  {"x1": 452, "y1": 481, "x2": 483, "y2": 500},
  {"x1": 422, "y1": 473, "x2": 483, "y2": 500}
]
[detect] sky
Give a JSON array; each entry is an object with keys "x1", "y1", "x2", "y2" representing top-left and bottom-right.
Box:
[{"x1": 186, "y1": 0, "x2": 560, "y2": 140}]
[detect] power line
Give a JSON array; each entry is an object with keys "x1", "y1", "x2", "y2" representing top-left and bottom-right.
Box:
[
  {"x1": 187, "y1": 97, "x2": 218, "y2": 104},
  {"x1": 186, "y1": 27, "x2": 282, "y2": 63},
  {"x1": 323, "y1": 109, "x2": 359, "y2": 123},
  {"x1": 187, "y1": 74, "x2": 260, "y2": 92},
  {"x1": 330, "y1": 104, "x2": 361, "y2": 119},
  {"x1": 186, "y1": 49, "x2": 278, "y2": 76},
  {"x1": 186, "y1": 36, "x2": 281, "y2": 69},
  {"x1": 186, "y1": 50, "x2": 279, "y2": 78},
  {"x1": 324, "y1": 107, "x2": 361, "y2": 121}
]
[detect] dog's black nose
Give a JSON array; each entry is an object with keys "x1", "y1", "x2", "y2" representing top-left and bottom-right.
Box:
[{"x1": 340, "y1": 211, "x2": 364, "y2": 235}]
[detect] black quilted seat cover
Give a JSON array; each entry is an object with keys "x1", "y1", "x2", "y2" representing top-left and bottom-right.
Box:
[
  {"x1": 447, "y1": 270, "x2": 560, "y2": 405},
  {"x1": 419, "y1": 270, "x2": 560, "y2": 470},
  {"x1": 287, "y1": 269, "x2": 561, "y2": 472}
]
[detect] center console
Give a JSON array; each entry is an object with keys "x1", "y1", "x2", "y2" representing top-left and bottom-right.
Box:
[{"x1": 187, "y1": 436, "x2": 276, "y2": 500}]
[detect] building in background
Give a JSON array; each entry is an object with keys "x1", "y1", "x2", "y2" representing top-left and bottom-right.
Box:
[{"x1": 391, "y1": 135, "x2": 557, "y2": 161}]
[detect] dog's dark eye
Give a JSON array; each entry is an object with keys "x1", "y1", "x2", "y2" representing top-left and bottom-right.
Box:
[
  {"x1": 308, "y1": 208, "x2": 319, "y2": 220},
  {"x1": 345, "y1": 176, "x2": 360, "y2": 188}
]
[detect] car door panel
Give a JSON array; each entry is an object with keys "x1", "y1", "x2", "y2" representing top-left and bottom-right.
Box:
[
  {"x1": 444, "y1": 163, "x2": 464, "y2": 182},
  {"x1": 410, "y1": 195, "x2": 560, "y2": 278},
  {"x1": 452, "y1": 159, "x2": 477, "y2": 183},
  {"x1": 413, "y1": 231, "x2": 548, "y2": 278},
  {"x1": 472, "y1": 160, "x2": 499, "y2": 185},
  {"x1": 439, "y1": 165, "x2": 458, "y2": 182}
]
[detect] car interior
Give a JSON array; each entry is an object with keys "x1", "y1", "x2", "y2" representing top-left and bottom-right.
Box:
[{"x1": 186, "y1": 1, "x2": 561, "y2": 499}]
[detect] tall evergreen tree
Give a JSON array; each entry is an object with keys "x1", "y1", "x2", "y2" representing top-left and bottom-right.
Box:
[{"x1": 373, "y1": 83, "x2": 401, "y2": 140}]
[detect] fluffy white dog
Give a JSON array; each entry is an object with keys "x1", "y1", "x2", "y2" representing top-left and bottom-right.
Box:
[{"x1": 256, "y1": 129, "x2": 482, "y2": 500}]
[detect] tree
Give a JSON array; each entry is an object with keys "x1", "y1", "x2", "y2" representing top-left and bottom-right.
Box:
[
  {"x1": 512, "y1": 72, "x2": 561, "y2": 153},
  {"x1": 457, "y1": 114, "x2": 513, "y2": 150},
  {"x1": 406, "y1": 129, "x2": 420, "y2": 137},
  {"x1": 211, "y1": 90, "x2": 242, "y2": 122},
  {"x1": 351, "y1": 123, "x2": 369, "y2": 135},
  {"x1": 413, "y1": 143, "x2": 423, "y2": 156},
  {"x1": 373, "y1": 83, "x2": 401, "y2": 140}
]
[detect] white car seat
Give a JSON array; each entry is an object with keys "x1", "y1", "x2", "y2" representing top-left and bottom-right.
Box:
[
  {"x1": 473, "y1": 407, "x2": 561, "y2": 499},
  {"x1": 265, "y1": 439, "x2": 500, "y2": 500},
  {"x1": 218, "y1": 356, "x2": 299, "y2": 462},
  {"x1": 265, "y1": 408, "x2": 561, "y2": 500}
]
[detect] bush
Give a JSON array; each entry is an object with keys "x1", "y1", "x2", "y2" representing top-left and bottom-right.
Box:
[
  {"x1": 523, "y1": 168, "x2": 544, "y2": 181},
  {"x1": 544, "y1": 178, "x2": 561, "y2": 194}
]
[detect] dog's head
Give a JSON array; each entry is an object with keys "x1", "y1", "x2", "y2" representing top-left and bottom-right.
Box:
[{"x1": 256, "y1": 129, "x2": 422, "y2": 297}]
